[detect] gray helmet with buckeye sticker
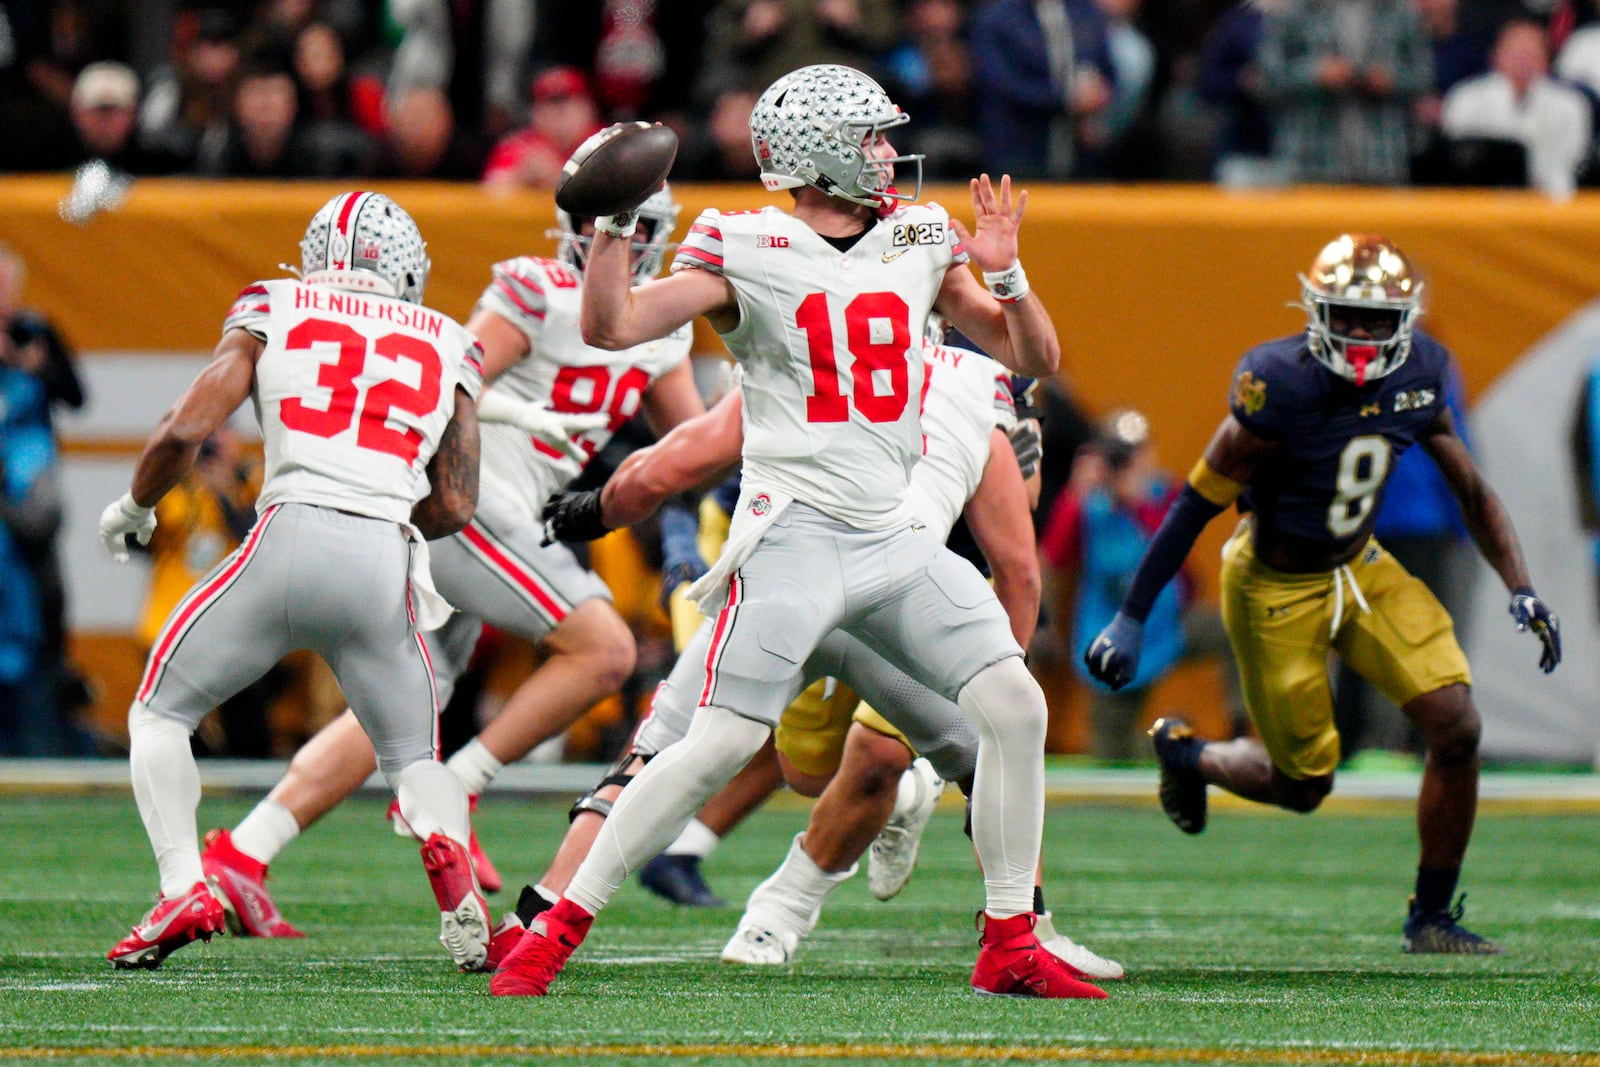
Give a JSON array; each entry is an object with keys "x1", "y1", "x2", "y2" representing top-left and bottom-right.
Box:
[
  {"x1": 552, "y1": 183, "x2": 680, "y2": 284},
  {"x1": 300, "y1": 191, "x2": 431, "y2": 304},
  {"x1": 749, "y1": 64, "x2": 923, "y2": 208}
]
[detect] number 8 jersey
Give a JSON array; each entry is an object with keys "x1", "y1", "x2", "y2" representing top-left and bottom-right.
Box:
[
  {"x1": 224, "y1": 279, "x2": 484, "y2": 525},
  {"x1": 1226, "y1": 329, "x2": 1451, "y2": 551},
  {"x1": 673, "y1": 204, "x2": 968, "y2": 531}
]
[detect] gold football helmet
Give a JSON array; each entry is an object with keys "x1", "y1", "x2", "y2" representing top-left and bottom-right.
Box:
[{"x1": 1299, "y1": 234, "x2": 1423, "y2": 387}]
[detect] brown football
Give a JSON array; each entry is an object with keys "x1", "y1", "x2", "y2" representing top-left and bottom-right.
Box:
[{"x1": 555, "y1": 122, "x2": 679, "y2": 218}]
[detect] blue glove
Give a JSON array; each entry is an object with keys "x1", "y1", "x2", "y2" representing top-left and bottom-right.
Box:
[
  {"x1": 1509, "y1": 587, "x2": 1561, "y2": 674},
  {"x1": 659, "y1": 503, "x2": 708, "y2": 611},
  {"x1": 1084, "y1": 611, "x2": 1144, "y2": 691}
]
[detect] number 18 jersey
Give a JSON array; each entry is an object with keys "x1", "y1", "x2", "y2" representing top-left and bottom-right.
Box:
[
  {"x1": 224, "y1": 279, "x2": 484, "y2": 526},
  {"x1": 673, "y1": 204, "x2": 967, "y2": 530}
]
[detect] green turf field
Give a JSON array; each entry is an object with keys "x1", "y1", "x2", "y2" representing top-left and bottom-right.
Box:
[{"x1": 1, "y1": 791, "x2": 1596, "y2": 1066}]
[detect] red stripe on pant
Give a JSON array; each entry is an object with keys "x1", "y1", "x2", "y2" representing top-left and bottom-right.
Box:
[
  {"x1": 698, "y1": 573, "x2": 742, "y2": 709},
  {"x1": 460, "y1": 524, "x2": 568, "y2": 623},
  {"x1": 136, "y1": 505, "x2": 282, "y2": 705}
]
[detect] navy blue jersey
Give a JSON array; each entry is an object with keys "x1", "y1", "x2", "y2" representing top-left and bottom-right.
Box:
[{"x1": 1228, "y1": 330, "x2": 1452, "y2": 550}]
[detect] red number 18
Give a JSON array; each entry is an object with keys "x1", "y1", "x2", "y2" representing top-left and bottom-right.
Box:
[{"x1": 795, "y1": 291, "x2": 912, "y2": 424}]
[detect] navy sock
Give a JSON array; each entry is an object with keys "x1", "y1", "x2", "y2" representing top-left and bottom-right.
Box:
[
  {"x1": 1033, "y1": 886, "x2": 1046, "y2": 916},
  {"x1": 1174, "y1": 736, "x2": 1205, "y2": 776},
  {"x1": 1414, "y1": 867, "x2": 1460, "y2": 916}
]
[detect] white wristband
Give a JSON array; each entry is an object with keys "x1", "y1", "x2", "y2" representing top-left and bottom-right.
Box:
[
  {"x1": 595, "y1": 210, "x2": 638, "y2": 239},
  {"x1": 982, "y1": 262, "x2": 1029, "y2": 303}
]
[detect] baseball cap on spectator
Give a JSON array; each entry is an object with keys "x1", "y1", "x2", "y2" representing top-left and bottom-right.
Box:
[
  {"x1": 531, "y1": 66, "x2": 590, "y2": 103},
  {"x1": 72, "y1": 62, "x2": 140, "y2": 110}
]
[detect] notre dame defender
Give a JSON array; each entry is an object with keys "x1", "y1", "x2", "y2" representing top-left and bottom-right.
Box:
[{"x1": 1084, "y1": 234, "x2": 1561, "y2": 953}]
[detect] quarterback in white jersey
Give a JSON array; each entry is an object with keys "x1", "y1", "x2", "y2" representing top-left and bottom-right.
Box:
[
  {"x1": 495, "y1": 65, "x2": 1101, "y2": 1000},
  {"x1": 198, "y1": 189, "x2": 703, "y2": 950},
  {"x1": 101, "y1": 192, "x2": 494, "y2": 972}
]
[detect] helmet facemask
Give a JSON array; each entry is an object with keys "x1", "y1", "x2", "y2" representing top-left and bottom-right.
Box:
[
  {"x1": 750, "y1": 64, "x2": 925, "y2": 209},
  {"x1": 550, "y1": 185, "x2": 680, "y2": 285},
  {"x1": 1298, "y1": 235, "x2": 1423, "y2": 387}
]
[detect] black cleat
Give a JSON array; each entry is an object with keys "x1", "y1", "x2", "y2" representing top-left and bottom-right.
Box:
[
  {"x1": 1149, "y1": 717, "x2": 1207, "y2": 835},
  {"x1": 1402, "y1": 894, "x2": 1501, "y2": 954},
  {"x1": 638, "y1": 853, "x2": 724, "y2": 907}
]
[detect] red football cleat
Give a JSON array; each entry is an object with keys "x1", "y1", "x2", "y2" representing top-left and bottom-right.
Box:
[
  {"x1": 970, "y1": 912, "x2": 1108, "y2": 999},
  {"x1": 201, "y1": 828, "x2": 304, "y2": 939},
  {"x1": 391, "y1": 797, "x2": 501, "y2": 894},
  {"x1": 107, "y1": 882, "x2": 227, "y2": 969},
  {"x1": 484, "y1": 913, "x2": 527, "y2": 972},
  {"x1": 467, "y1": 796, "x2": 502, "y2": 894},
  {"x1": 421, "y1": 833, "x2": 491, "y2": 972},
  {"x1": 489, "y1": 898, "x2": 593, "y2": 996}
]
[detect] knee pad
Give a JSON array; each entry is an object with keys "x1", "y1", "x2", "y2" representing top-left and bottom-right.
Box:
[
  {"x1": 958, "y1": 656, "x2": 1045, "y2": 746},
  {"x1": 569, "y1": 751, "x2": 651, "y2": 823}
]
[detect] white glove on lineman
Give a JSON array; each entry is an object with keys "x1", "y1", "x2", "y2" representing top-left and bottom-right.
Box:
[
  {"x1": 476, "y1": 391, "x2": 610, "y2": 463},
  {"x1": 99, "y1": 492, "x2": 157, "y2": 562}
]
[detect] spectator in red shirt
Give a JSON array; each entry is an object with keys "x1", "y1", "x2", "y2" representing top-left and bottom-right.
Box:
[{"x1": 481, "y1": 66, "x2": 603, "y2": 190}]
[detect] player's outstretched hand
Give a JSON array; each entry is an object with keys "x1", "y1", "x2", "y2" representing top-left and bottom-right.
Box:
[
  {"x1": 1084, "y1": 611, "x2": 1143, "y2": 691},
  {"x1": 478, "y1": 394, "x2": 608, "y2": 463},
  {"x1": 541, "y1": 489, "x2": 611, "y2": 546},
  {"x1": 98, "y1": 492, "x2": 156, "y2": 562},
  {"x1": 948, "y1": 174, "x2": 1026, "y2": 274},
  {"x1": 1509, "y1": 587, "x2": 1561, "y2": 674}
]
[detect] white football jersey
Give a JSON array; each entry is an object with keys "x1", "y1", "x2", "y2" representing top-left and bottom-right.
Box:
[
  {"x1": 909, "y1": 343, "x2": 1017, "y2": 543},
  {"x1": 474, "y1": 256, "x2": 692, "y2": 520},
  {"x1": 673, "y1": 204, "x2": 967, "y2": 530},
  {"x1": 224, "y1": 279, "x2": 483, "y2": 526}
]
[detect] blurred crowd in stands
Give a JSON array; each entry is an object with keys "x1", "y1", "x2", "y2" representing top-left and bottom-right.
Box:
[{"x1": 1, "y1": 0, "x2": 1597, "y2": 196}]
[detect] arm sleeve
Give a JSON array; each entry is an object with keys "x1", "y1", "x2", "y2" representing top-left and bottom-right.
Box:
[{"x1": 1120, "y1": 484, "x2": 1224, "y2": 622}]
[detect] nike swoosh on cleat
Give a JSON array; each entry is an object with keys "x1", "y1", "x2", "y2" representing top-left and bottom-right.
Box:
[{"x1": 135, "y1": 895, "x2": 207, "y2": 942}]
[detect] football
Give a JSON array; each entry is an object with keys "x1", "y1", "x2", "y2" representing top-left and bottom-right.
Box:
[{"x1": 555, "y1": 122, "x2": 679, "y2": 218}]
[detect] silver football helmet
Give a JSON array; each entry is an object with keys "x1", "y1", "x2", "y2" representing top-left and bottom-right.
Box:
[
  {"x1": 1299, "y1": 234, "x2": 1423, "y2": 387},
  {"x1": 552, "y1": 183, "x2": 680, "y2": 284},
  {"x1": 300, "y1": 191, "x2": 430, "y2": 304},
  {"x1": 750, "y1": 64, "x2": 924, "y2": 208}
]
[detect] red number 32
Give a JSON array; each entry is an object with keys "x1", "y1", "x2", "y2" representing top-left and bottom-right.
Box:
[{"x1": 279, "y1": 317, "x2": 443, "y2": 463}]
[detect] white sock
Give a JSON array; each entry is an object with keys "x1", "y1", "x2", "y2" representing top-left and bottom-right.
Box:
[
  {"x1": 231, "y1": 799, "x2": 300, "y2": 866},
  {"x1": 128, "y1": 702, "x2": 205, "y2": 898},
  {"x1": 746, "y1": 832, "x2": 855, "y2": 934},
  {"x1": 958, "y1": 657, "x2": 1045, "y2": 919},
  {"x1": 445, "y1": 738, "x2": 503, "y2": 797},
  {"x1": 532, "y1": 883, "x2": 560, "y2": 907},
  {"x1": 568, "y1": 706, "x2": 769, "y2": 916},
  {"x1": 393, "y1": 761, "x2": 470, "y2": 847},
  {"x1": 662, "y1": 818, "x2": 720, "y2": 859}
]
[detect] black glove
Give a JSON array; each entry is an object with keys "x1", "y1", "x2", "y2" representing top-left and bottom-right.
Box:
[
  {"x1": 541, "y1": 489, "x2": 610, "y2": 545},
  {"x1": 1084, "y1": 611, "x2": 1144, "y2": 691},
  {"x1": 1509, "y1": 587, "x2": 1561, "y2": 674}
]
